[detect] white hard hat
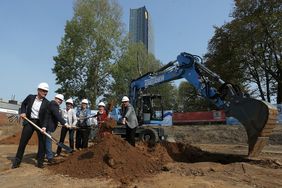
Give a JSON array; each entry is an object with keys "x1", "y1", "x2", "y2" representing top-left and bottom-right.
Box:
[
  {"x1": 122, "y1": 96, "x2": 129, "y2": 102},
  {"x1": 81, "y1": 99, "x2": 88, "y2": 104},
  {"x1": 66, "y1": 98, "x2": 73, "y2": 105},
  {"x1": 38, "y1": 82, "x2": 49, "y2": 91},
  {"x1": 98, "y1": 102, "x2": 105, "y2": 107},
  {"x1": 55, "y1": 94, "x2": 64, "y2": 101}
]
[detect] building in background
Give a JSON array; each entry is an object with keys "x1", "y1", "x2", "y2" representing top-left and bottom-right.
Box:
[
  {"x1": 129, "y1": 6, "x2": 154, "y2": 54},
  {"x1": 0, "y1": 99, "x2": 20, "y2": 114}
]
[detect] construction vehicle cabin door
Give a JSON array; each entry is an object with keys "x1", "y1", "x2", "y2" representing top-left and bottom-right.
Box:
[{"x1": 142, "y1": 95, "x2": 163, "y2": 124}]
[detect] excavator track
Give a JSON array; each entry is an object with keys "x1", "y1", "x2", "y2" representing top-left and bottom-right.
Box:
[
  {"x1": 226, "y1": 98, "x2": 278, "y2": 158},
  {"x1": 248, "y1": 104, "x2": 278, "y2": 157}
]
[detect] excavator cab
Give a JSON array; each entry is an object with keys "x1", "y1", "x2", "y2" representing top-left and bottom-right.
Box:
[{"x1": 137, "y1": 94, "x2": 164, "y2": 125}]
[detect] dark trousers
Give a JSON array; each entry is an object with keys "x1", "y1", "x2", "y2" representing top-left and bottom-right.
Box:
[
  {"x1": 75, "y1": 128, "x2": 90, "y2": 149},
  {"x1": 56, "y1": 127, "x2": 74, "y2": 155},
  {"x1": 126, "y1": 126, "x2": 137, "y2": 147},
  {"x1": 14, "y1": 120, "x2": 45, "y2": 165}
]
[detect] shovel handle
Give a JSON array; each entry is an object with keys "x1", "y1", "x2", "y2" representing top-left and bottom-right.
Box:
[
  {"x1": 23, "y1": 117, "x2": 73, "y2": 153},
  {"x1": 23, "y1": 117, "x2": 55, "y2": 141}
]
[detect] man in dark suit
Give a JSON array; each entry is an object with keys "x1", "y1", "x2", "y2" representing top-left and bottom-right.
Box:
[
  {"x1": 44, "y1": 94, "x2": 67, "y2": 163},
  {"x1": 12, "y1": 82, "x2": 50, "y2": 169}
]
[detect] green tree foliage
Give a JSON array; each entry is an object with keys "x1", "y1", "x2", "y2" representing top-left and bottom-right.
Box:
[
  {"x1": 204, "y1": 25, "x2": 245, "y2": 88},
  {"x1": 110, "y1": 43, "x2": 156, "y2": 100},
  {"x1": 177, "y1": 81, "x2": 213, "y2": 112},
  {"x1": 53, "y1": 0, "x2": 124, "y2": 108},
  {"x1": 205, "y1": 0, "x2": 282, "y2": 103},
  {"x1": 232, "y1": 0, "x2": 282, "y2": 103},
  {"x1": 109, "y1": 43, "x2": 177, "y2": 109},
  {"x1": 109, "y1": 43, "x2": 153, "y2": 100}
]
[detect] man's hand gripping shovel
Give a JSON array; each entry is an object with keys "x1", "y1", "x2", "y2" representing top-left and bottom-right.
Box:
[{"x1": 23, "y1": 117, "x2": 73, "y2": 153}]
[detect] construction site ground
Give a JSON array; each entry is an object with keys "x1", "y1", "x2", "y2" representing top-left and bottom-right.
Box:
[{"x1": 1, "y1": 113, "x2": 282, "y2": 188}]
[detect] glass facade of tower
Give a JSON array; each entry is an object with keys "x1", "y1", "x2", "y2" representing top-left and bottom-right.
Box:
[{"x1": 129, "y1": 6, "x2": 154, "y2": 54}]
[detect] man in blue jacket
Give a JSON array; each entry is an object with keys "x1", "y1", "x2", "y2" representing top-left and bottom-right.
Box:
[
  {"x1": 12, "y1": 82, "x2": 50, "y2": 169},
  {"x1": 44, "y1": 94, "x2": 67, "y2": 163}
]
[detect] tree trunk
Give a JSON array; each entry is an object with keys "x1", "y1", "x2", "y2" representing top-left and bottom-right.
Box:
[
  {"x1": 256, "y1": 80, "x2": 265, "y2": 101},
  {"x1": 265, "y1": 71, "x2": 271, "y2": 102},
  {"x1": 277, "y1": 82, "x2": 282, "y2": 104}
]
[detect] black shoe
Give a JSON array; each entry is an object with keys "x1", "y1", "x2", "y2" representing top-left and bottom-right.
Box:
[
  {"x1": 37, "y1": 163, "x2": 44, "y2": 168},
  {"x1": 11, "y1": 162, "x2": 20, "y2": 169},
  {"x1": 11, "y1": 159, "x2": 21, "y2": 169}
]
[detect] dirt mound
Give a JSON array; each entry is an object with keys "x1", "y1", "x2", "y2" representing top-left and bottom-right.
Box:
[
  {"x1": 0, "y1": 131, "x2": 38, "y2": 145},
  {"x1": 49, "y1": 134, "x2": 265, "y2": 184},
  {"x1": 162, "y1": 141, "x2": 207, "y2": 162},
  {"x1": 0, "y1": 113, "x2": 9, "y2": 126},
  {"x1": 49, "y1": 135, "x2": 169, "y2": 183}
]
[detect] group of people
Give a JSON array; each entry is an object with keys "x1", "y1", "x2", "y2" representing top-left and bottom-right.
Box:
[{"x1": 12, "y1": 82, "x2": 138, "y2": 169}]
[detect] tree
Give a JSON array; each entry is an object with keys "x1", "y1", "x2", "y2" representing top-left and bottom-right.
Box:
[
  {"x1": 109, "y1": 42, "x2": 177, "y2": 109},
  {"x1": 232, "y1": 0, "x2": 282, "y2": 103},
  {"x1": 205, "y1": 0, "x2": 282, "y2": 103},
  {"x1": 109, "y1": 43, "x2": 159, "y2": 100},
  {"x1": 177, "y1": 81, "x2": 213, "y2": 112},
  {"x1": 204, "y1": 25, "x2": 245, "y2": 88},
  {"x1": 53, "y1": 0, "x2": 124, "y2": 108}
]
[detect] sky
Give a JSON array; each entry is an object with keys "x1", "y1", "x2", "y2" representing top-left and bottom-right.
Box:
[{"x1": 0, "y1": 0, "x2": 234, "y2": 103}]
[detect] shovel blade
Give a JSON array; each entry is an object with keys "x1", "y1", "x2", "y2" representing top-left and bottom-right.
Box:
[{"x1": 57, "y1": 142, "x2": 73, "y2": 153}]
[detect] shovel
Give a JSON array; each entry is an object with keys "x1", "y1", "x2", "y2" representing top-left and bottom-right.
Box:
[{"x1": 23, "y1": 117, "x2": 73, "y2": 153}]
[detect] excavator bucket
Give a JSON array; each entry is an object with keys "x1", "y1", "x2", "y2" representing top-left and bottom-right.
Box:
[{"x1": 225, "y1": 97, "x2": 278, "y2": 157}]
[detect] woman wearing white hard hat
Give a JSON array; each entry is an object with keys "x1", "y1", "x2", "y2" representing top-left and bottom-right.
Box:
[
  {"x1": 76, "y1": 99, "x2": 91, "y2": 150},
  {"x1": 12, "y1": 82, "x2": 50, "y2": 169},
  {"x1": 96, "y1": 101, "x2": 111, "y2": 138},
  {"x1": 43, "y1": 94, "x2": 68, "y2": 163},
  {"x1": 56, "y1": 98, "x2": 77, "y2": 156},
  {"x1": 121, "y1": 96, "x2": 138, "y2": 146}
]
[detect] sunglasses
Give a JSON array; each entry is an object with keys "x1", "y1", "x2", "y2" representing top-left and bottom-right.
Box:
[{"x1": 39, "y1": 89, "x2": 48, "y2": 93}]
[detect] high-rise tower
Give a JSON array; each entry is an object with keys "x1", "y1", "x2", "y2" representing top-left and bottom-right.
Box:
[{"x1": 129, "y1": 6, "x2": 154, "y2": 54}]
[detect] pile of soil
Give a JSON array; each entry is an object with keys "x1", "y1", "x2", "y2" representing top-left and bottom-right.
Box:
[
  {"x1": 49, "y1": 135, "x2": 172, "y2": 183},
  {"x1": 50, "y1": 134, "x2": 269, "y2": 184},
  {"x1": 50, "y1": 135, "x2": 219, "y2": 183},
  {"x1": 0, "y1": 113, "x2": 9, "y2": 126},
  {"x1": 0, "y1": 131, "x2": 38, "y2": 145}
]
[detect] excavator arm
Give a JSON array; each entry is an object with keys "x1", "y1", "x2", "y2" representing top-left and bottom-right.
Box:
[{"x1": 130, "y1": 52, "x2": 278, "y2": 157}]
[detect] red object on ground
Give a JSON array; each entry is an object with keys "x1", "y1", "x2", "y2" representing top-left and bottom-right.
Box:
[{"x1": 173, "y1": 110, "x2": 226, "y2": 124}]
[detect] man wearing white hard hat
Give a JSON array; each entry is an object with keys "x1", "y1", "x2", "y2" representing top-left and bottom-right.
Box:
[
  {"x1": 75, "y1": 99, "x2": 91, "y2": 150},
  {"x1": 12, "y1": 82, "x2": 50, "y2": 169},
  {"x1": 43, "y1": 94, "x2": 67, "y2": 163},
  {"x1": 56, "y1": 98, "x2": 77, "y2": 156},
  {"x1": 121, "y1": 96, "x2": 138, "y2": 146}
]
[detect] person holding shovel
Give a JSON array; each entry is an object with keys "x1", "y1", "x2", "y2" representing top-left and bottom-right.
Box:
[
  {"x1": 12, "y1": 82, "x2": 50, "y2": 169},
  {"x1": 96, "y1": 102, "x2": 110, "y2": 138},
  {"x1": 121, "y1": 96, "x2": 138, "y2": 147},
  {"x1": 75, "y1": 99, "x2": 91, "y2": 150},
  {"x1": 55, "y1": 98, "x2": 77, "y2": 156},
  {"x1": 43, "y1": 94, "x2": 67, "y2": 164}
]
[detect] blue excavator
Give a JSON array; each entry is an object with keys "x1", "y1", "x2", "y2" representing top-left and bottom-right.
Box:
[{"x1": 113, "y1": 52, "x2": 278, "y2": 157}]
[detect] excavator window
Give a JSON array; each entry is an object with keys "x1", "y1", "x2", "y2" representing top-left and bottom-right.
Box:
[{"x1": 140, "y1": 95, "x2": 164, "y2": 123}]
